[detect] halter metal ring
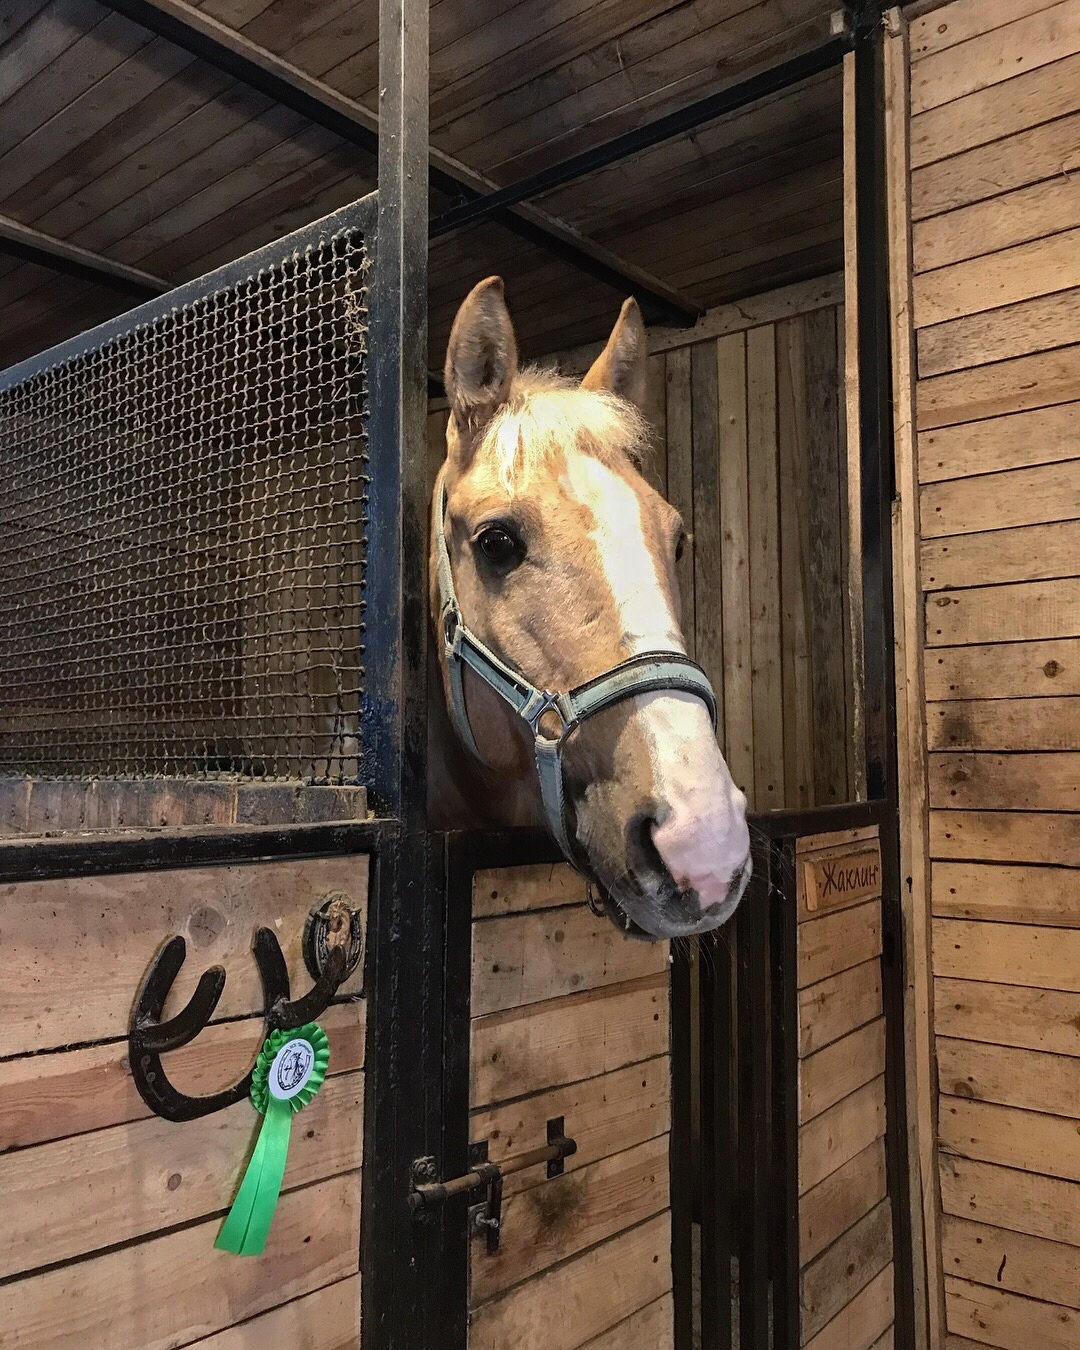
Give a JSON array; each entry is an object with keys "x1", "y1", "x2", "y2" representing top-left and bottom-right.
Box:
[{"x1": 520, "y1": 688, "x2": 575, "y2": 739}]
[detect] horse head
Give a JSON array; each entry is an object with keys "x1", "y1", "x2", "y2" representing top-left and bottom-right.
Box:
[{"x1": 430, "y1": 277, "x2": 751, "y2": 940}]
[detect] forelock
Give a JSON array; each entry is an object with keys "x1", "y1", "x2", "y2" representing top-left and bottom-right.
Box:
[{"x1": 476, "y1": 365, "x2": 649, "y2": 491}]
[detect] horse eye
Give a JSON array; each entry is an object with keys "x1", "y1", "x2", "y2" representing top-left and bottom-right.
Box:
[
  {"x1": 476, "y1": 526, "x2": 522, "y2": 567},
  {"x1": 675, "y1": 531, "x2": 687, "y2": 562}
]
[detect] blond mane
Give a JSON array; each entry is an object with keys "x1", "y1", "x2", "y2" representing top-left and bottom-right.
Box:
[{"x1": 477, "y1": 365, "x2": 650, "y2": 491}]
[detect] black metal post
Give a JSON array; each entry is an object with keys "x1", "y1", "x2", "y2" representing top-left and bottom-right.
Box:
[
  {"x1": 437, "y1": 833, "x2": 479, "y2": 1348},
  {"x1": 697, "y1": 927, "x2": 733, "y2": 1350},
  {"x1": 853, "y1": 5, "x2": 916, "y2": 1346},
  {"x1": 360, "y1": 0, "x2": 442, "y2": 1344},
  {"x1": 670, "y1": 941, "x2": 696, "y2": 1348},
  {"x1": 770, "y1": 838, "x2": 801, "y2": 1349},
  {"x1": 361, "y1": 0, "x2": 430, "y2": 822},
  {"x1": 736, "y1": 847, "x2": 772, "y2": 1350}
]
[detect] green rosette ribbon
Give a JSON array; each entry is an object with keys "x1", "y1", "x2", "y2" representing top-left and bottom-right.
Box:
[{"x1": 215, "y1": 1022, "x2": 329, "y2": 1257}]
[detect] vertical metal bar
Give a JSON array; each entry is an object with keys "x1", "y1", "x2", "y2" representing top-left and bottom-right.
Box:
[
  {"x1": 854, "y1": 2, "x2": 892, "y2": 806},
  {"x1": 770, "y1": 839, "x2": 801, "y2": 1349},
  {"x1": 671, "y1": 943, "x2": 696, "y2": 1349},
  {"x1": 361, "y1": 0, "x2": 429, "y2": 823},
  {"x1": 361, "y1": 0, "x2": 435, "y2": 1344},
  {"x1": 737, "y1": 855, "x2": 771, "y2": 1350},
  {"x1": 699, "y1": 928, "x2": 733, "y2": 1349},
  {"x1": 441, "y1": 835, "x2": 478, "y2": 1343},
  {"x1": 853, "y1": 6, "x2": 916, "y2": 1346}
]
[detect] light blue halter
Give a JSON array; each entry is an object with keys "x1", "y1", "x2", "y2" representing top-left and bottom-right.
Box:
[{"x1": 434, "y1": 469, "x2": 720, "y2": 863}]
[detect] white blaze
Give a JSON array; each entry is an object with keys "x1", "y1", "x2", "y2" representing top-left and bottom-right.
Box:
[{"x1": 570, "y1": 458, "x2": 750, "y2": 910}]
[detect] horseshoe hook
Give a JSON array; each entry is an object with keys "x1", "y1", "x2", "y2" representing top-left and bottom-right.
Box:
[{"x1": 128, "y1": 906, "x2": 363, "y2": 1122}]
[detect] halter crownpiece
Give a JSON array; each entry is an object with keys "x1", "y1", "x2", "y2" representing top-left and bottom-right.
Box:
[{"x1": 433, "y1": 467, "x2": 719, "y2": 864}]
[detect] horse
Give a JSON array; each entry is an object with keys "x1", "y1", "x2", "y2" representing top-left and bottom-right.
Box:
[{"x1": 429, "y1": 276, "x2": 751, "y2": 941}]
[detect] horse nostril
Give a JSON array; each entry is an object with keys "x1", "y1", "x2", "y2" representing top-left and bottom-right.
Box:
[
  {"x1": 730, "y1": 856, "x2": 750, "y2": 893},
  {"x1": 626, "y1": 810, "x2": 660, "y2": 873}
]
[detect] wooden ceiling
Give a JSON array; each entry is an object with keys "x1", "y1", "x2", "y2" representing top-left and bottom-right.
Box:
[{"x1": 0, "y1": 0, "x2": 843, "y2": 371}]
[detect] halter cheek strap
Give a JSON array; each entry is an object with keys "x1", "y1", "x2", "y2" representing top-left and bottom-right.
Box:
[{"x1": 433, "y1": 468, "x2": 719, "y2": 863}]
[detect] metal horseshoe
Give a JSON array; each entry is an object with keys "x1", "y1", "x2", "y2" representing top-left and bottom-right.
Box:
[{"x1": 128, "y1": 906, "x2": 363, "y2": 1122}]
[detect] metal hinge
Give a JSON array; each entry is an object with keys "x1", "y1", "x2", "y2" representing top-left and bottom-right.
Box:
[{"x1": 408, "y1": 1117, "x2": 576, "y2": 1254}]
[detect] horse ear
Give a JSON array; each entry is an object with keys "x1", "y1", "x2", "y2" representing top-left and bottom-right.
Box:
[
  {"x1": 444, "y1": 276, "x2": 518, "y2": 449},
  {"x1": 581, "y1": 297, "x2": 647, "y2": 411}
]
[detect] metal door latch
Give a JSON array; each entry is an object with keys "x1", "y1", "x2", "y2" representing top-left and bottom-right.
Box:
[{"x1": 409, "y1": 1117, "x2": 576, "y2": 1253}]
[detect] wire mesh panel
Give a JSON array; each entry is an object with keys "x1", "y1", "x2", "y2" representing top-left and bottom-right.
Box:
[{"x1": 0, "y1": 197, "x2": 374, "y2": 784}]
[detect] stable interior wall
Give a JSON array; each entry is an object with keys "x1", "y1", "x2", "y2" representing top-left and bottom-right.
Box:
[
  {"x1": 891, "y1": 2, "x2": 1080, "y2": 1346},
  {"x1": 428, "y1": 272, "x2": 861, "y2": 814}
]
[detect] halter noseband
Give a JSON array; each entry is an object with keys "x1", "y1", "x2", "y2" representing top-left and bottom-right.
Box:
[{"x1": 433, "y1": 468, "x2": 719, "y2": 864}]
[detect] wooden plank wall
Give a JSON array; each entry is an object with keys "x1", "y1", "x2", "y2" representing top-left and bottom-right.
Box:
[
  {"x1": 468, "y1": 862, "x2": 674, "y2": 1350},
  {"x1": 899, "y1": 2, "x2": 1080, "y2": 1346},
  {"x1": 0, "y1": 856, "x2": 368, "y2": 1350},
  {"x1": 796, "y1": 824, "x2": 896, "y2": 1350},
  {"x1": 428, "y1": 277, "x2": 860, "y2": 812},
  {"x1": 657, "y1": 303, "x2": 855, "y2": 811},
  {"x1": 0, "y1": 777, "x2": 369, "y2": 835}
]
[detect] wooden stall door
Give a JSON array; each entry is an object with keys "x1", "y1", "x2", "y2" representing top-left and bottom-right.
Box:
[
  {"x1": 0, "y1": 853, "x2": 368, "y2": 1350},
  {"x1": 796, "y1": 825, "x2": 895, "y2": 1350},
  {"x1": 466, "y1": 859, "x2": 675, "y2": 1350}
]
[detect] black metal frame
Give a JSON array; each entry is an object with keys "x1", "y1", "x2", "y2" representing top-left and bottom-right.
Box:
[
  {"x1": 436, "y1": 829, "x2": 566, "y2": 1342},
  {"x1": 358, "y1": 0, "x2": 442, "y2": 1345},
  {"x1": 1, "y1": 3, "x2": 435, "y2": 1348},
  {"x1": 0, "y1": 819, "x2": 389, "y2": 883},
  {"x1": 671, "y1": 921, "x2": 698, "y2": 1348}
]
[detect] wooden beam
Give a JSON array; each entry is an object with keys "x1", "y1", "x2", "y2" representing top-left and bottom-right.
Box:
[
  {"x1": 882, "y1": 12, "x2": 940, "y2": 1350},
  {"x1": 0, "y1": 213, "x2": 167, "y2": 299},
  {"x1": 547, "y1": 272, "x2": 845, "y2": 370}
]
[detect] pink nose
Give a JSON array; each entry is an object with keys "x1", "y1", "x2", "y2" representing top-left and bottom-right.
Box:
[{"x1": 650, "y1": 795, "x2": 751, "y2": 913}]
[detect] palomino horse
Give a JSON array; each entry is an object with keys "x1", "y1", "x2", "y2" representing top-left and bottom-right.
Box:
[{"x1": 429, "y1": 277, "x2": 751, "y2": 940}]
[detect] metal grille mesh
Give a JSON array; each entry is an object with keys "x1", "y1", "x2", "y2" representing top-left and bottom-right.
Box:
[{"x1": 0, "y1": 226, "x2": 369, "y2": 783}]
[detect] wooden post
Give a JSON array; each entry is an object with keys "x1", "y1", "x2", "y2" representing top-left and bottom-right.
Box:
[{"x1": 883, "y1": 10, "x2": 942, "y2": 1349}]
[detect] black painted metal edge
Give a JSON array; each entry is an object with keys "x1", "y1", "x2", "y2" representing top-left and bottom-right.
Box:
[
  {"x1": 752, "y1": 798, "x2": 887, "y2": 840},
  {"x1": 696, "y1": 924, "x2": 733, "y2": 1350},
  {"x1": 770, "y1": 837, "x2": 802, "y2": 1349},
  {"x1": 359, "y1": 0, "x2": 436, "y2": 1342},
  {"x1": 441, "y1": 827, "x2": 563, "y2": 871},
  {"x1": 736, "y1": 834, "x2": 772, "y2": 1350},
  {"x1": 0, "y1": 819, "x2": 390, "y2": 883},
  {"x1": 438, "y1": 833, "x2": 477, "y2": 1346},
  {"x1": 670, "y1": 932, "x2": 695, "y2": 1349}
]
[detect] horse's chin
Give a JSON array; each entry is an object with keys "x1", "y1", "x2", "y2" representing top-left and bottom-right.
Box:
[{"x1": 588, "y1": 867, "x2": 746, "y2": 942}]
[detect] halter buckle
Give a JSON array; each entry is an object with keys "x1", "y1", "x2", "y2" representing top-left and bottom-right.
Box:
[{"x1": 442, "y1": 605, "x2": 463, "y2": 656}]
